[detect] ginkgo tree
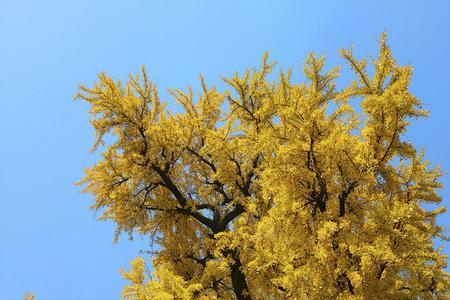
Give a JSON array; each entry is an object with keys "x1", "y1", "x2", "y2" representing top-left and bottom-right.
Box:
[{"x1": 76, "y1": 34, "x2": 450, "y2": 299}]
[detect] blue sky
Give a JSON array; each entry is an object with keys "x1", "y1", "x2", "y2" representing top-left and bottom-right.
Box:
[{"x1": 1, "y1": 1, "x2": 449, "y2": 299}]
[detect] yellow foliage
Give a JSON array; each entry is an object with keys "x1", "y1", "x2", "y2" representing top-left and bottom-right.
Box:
[
  {"x1": 121, "y1": 257, "x2": 203, "y2": 300},
  {"x1": 23, "y1": 293, "x2": 35, "y2": 300},
  {"x1": 77, "y1": 34, "x2": 450, "y2": 299}
]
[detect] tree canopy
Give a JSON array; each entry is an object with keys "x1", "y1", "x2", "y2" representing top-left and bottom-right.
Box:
[{"x1": 77, "y1": 34, "x2": 450, "y2": 299}]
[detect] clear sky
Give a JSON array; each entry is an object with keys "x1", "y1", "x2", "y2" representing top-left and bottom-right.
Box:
[{"x1": 1, "y1": 1, "x2": 449, "y2": 299}]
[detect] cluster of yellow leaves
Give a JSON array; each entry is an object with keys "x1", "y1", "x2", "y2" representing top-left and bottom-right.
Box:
[
  {"x1": 77, "y1": 34, "x2": 449, "y2": 299},
  {"x1": 121, "y1": 257, "x2": 204, "y2": 300},
  {"x1": 23, "y1": 293, "x2": 35, "y2": 300}
]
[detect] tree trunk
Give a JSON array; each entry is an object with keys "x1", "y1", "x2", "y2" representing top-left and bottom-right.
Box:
[{"x1": 229, "y1": 250, "x2": 252, "y2": 300}]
